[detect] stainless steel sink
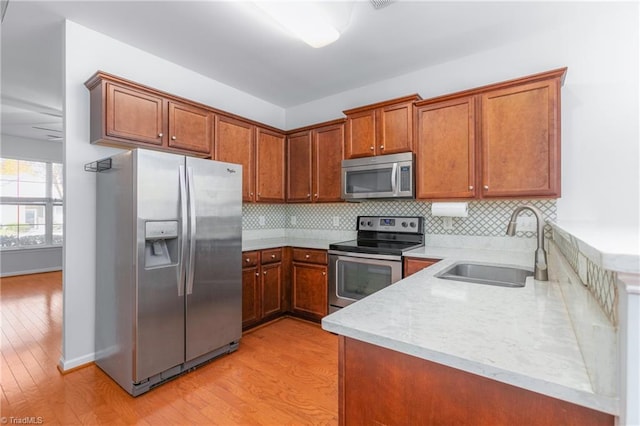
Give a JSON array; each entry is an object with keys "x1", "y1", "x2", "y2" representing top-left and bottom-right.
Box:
[{"x1": 435, "y1": 262, "x2": 533, "y2": 288}]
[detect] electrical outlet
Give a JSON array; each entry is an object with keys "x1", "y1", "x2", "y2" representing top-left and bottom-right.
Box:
[
  {"x1": 442, "y1": 217, "x2": 454, "y2": 230},
  {"x1": 516, "y1": 216, "x2": 536, "y2": 232},
  {"x1": 332, "y1": 216, "x2": 340, "y2": 227},
  {"x1": 290, "y1": 216, "x2": 297, "y2": 226},
  {"x1": 259, "y1": 216, "x2": 265, "y2": 226}
]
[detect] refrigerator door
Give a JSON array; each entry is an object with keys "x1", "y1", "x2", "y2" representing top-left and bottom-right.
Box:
[
  {"x1": 134, "y1": 150, "x2": 186, "y2": 382},
  {"x1": 184, "y1": 157, "x2": 242, "y2": 361}
]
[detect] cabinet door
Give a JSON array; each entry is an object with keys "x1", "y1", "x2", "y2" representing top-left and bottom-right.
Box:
[
  {"x1": 480, "y1": 79, "x2": 561, "y2": 198},
  {"x1": 242, "y1": 265, "x2": 261, "y2": 329},
  {"x1": 403, "y1": 257, "x2": 441, "y2": 277},
  {"x1": 167, "y1": 101, "x2": 212, "y2": 155},
  {"x1": 416, "y1": 97, "x2": 476, "y2": 199},
  {"x1": 261, "y1": 262, "x2": 283, "y2": 317},
  {"x1": 256, "y1": 128, "x2": 286, "y2": 202},
  {"x1": 345, "y1": 109, "x2": 376, "y2": 159},
  {"x1": 379, "y1": 101, "x2": 414, "y2": 155},
  {"x1": 287, "y1": 131, "x2": 313, "y2": 202},
  {"x1": 292, "y1": 262, "x2": 328, "y2": 319},
  {"x1": 106, "y1": 82, "x2": 165, "y2": 146},
  {"x1": 313, "y1": 123, "x2": 344, "y2": 202},
  {"x1": 215, "y1": 115, "x2": 255, "y2": 202}
]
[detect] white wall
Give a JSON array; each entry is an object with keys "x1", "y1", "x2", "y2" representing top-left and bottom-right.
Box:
[
  {"x1": 286, "y1": 2, "x2": 640, "y2": 229},
  {"x1": 61, "y1": 20, "x2": 285, "y2": 370},
  {"x1": 1, "y1": 135, "x2": 63, "y2": 163}
]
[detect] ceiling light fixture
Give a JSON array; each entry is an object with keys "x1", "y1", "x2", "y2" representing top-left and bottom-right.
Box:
[{"x1": 253, "y1": 1, "x2": 341, "y2": 48}]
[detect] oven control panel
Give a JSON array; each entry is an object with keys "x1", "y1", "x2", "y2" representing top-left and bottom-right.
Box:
[{"x1": 357, "y1": 216, "x2": 423, "y2": 233}]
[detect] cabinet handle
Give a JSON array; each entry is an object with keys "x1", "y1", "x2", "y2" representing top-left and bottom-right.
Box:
[
  {"x1": 271, "y1": 254, "x2": 276, "y2": 259},
  {"x1": 469, "y1": 185, "x2": 474, "y2": 190},
  {"x1": 158, "y1": 133, "x2": 163, "y2": 138},
  {"x1": 171, "y1": 135, "x2": 177, "y2": 140},
  {"x1": 483, "y1": 185, "x2": 489, "y2": 190},
  {"x1": 305, "y1": 254, "x2": 310, "y2": 259},
  {"x1": 370, "y1": 146, "x2": 374, "y2": 151}
]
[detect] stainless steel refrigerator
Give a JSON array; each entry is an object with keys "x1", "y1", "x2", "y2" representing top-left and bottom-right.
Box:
[{"x1": 94, "y1": 148, "x2": 242, "y2": 396}]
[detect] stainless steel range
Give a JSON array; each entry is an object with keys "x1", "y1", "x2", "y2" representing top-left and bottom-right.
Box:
[{"x1": 328, "y1": 216, "x2": 424, "y2": 313}]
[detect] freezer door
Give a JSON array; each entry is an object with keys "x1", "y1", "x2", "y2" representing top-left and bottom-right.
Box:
[
  {"x1": 185, "y1": 157, "x2": 242, "y2": 361},
  {"x1": 134, "y1": 150, "x2": 186, "y2": 382}
]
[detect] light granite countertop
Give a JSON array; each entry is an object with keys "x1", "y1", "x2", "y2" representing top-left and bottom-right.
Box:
[{"x1": 321, "y1": 245, "x2": 619, "y2": 415}]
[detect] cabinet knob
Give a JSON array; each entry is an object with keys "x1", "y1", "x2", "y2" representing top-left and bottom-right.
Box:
[
  {"x1": 255, "y1": 272, "x2": 259, "y2": 276},
  {"x1": 307, "y1": 193, "x2": 311, "y2": 197},
  {"x1": 271, "y1": 254, "x2": 276, "y2": 259},
  {"x1": 380, "y1": 145, "x2": 384, "y2": 149},
  {"x1": 171, "y1": 135, "x2": 177, "y2": 140},
  {"x1": 250, "y1": 192, "x2": 254, "y2": 196},
  {"x1": 305, "y1": 254, "x2": 310, "y2": 259},
  {"x1": 370, "y1": 146, "x2": 374, "y2": 151},
  {"x1": 263, "y1": 271, "x2": 267, "y2": 275},
  {"x1": 314, "y1": 193, "x2": 318, "y2": 198},
  {"x1": 245, "y1": 258, "x2": 251, "y2": 263},
  {"x1": 469, "y1": 185, "x2": 474, "y2": 190},
  {"x1": 158, "y1": 133, "x2": 163, "y2": 138},
  {"x1": 322, "y1": 272, "x2": 326, "y2": 276},
  {"x1": 483, "y1": 185, "x2": 489, "y2": 190}
]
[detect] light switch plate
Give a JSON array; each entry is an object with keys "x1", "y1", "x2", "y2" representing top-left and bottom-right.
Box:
[
  {"x1": 259, "y1": 216, "x2": 266, "y2": 226},
  {"x1": 333, "y1": 216, "x2": 340, "y2": 227},
  {"x1": 290, "y1": 216, "x2": 297, "y2": 226},
  {"x1": 442, "y1": 217, "x2": 453, "y2": 230}
]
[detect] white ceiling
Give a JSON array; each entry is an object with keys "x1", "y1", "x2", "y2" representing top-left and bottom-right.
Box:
[{"x1": 1, "y1": 0, "x2": 573, "y2": 141}]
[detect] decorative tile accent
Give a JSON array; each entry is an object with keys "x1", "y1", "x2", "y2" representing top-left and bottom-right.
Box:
[{"x1": 552, "y1": 229, "x2": 618, "y2": 325}]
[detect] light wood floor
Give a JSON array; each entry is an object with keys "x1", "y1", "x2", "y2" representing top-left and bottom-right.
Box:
[{"x1": 1, "y1": 272, "x2": 338, "y2": 425}]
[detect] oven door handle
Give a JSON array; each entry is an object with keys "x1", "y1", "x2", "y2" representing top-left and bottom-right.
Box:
[{"x1": 328, "y1": 249, "x2": 402, "y2": 262}]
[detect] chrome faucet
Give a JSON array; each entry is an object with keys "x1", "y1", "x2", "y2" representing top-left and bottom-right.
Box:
[{"x1": 506, "y1": 205, "x2": 548, "y2": 281}]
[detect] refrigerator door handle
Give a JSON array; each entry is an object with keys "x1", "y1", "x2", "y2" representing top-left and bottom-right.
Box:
[
  {"x1": 186, "y1": 166, "x2": 197, "y2": 295},
  {"x1": 178, "y1": 166, "x2": 188, "y2": 297}
]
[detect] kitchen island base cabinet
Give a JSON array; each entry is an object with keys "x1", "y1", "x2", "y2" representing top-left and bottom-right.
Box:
[{"x1": 339, "y1": 337, "x2": 613, "y2": 426}]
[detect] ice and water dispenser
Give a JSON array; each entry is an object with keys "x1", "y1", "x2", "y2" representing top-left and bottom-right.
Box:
[{"x1": 144, "y1": 221, "x2": 179, "y2": 268}]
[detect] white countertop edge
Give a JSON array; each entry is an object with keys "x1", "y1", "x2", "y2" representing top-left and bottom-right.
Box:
[
  {"x1": 550, "y1": 221, "x2": 640, "y2": 274},
  {"x1": 322, "y1": 319, "x2": 619, "y2": 416}
]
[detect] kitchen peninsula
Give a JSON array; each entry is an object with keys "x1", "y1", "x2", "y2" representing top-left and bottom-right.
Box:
[{"x1": 322, "y1": 238, "x2": 619, "y2": 425}]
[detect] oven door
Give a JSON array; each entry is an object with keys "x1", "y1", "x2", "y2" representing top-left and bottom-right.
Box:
[{"x1": 328, "y1": 251, "x2": 403, "y2": 312}]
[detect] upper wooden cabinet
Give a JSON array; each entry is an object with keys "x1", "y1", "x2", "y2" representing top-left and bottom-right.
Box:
[
  {"x1": 415, "y1": 68, "x2": 566, "y2": 200},
  {"x1": 344, "y1": 95, "x2": 421, "y2": 159},
  {"x1": 214, "y1": 115, "x2": 256, "y2": 202},
  {"x1": 85, "y1": 72, "x2": 213, "y2": 157},
  {"x1": 287, "y1": 120, "x2": 344, "y2": 203},
  {"x1": 256, "y1": 127, "x2": 286, "y2": 203}
]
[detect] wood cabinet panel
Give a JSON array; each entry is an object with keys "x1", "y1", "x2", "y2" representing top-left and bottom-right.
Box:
[
  {"x1": 416, "y1": 96, "x2": 476, "y2": 199},
  {"x1": 345, "y1": 110, "x2": 376, "y2": 158},
  {"x1": 313, "y1": 123, "x2": 344, "y2": 202},
  {"x1": 167, "y1": 101, "x2": 212, "y2": 155},
  {"x1": 292, "y1": 262, "x2": 328, "y2": 319},
  {"x1": 106, "y1": 82, "x2": 164, "y2": 146},
  {"x1": 287, "y1": 131, "x2": 313, "y2": 202},
  {"x1": 379, "y1": 101, "x2": 414, "y2": 155},
  {"x1": 261, "y1": 248, "x2": 282, "y2": 264},
  {"x1": 214, "y1": 115, "x2": 255, "y2": 202},
  {"x1": 241, "y1": 265, "x2": 260, "y2": 329},
  {"x1": 403, "y1": 257, "x2": 440, "y2": 277},
  {"x1": 292, "y1": 248, "x2": 327, "y2": 264},
  {"x1": 256, "y1": 128, "x2": 286, "y2": 203},
  {"x1": 481, "y1": 79, "x2": 561, "y2": 198},
  {"x1": 340, "y1": 337, "x2": 613, "y2": 426},
  {"x1": 261, "y1": 262, "x2": 283, "y2": 317},
  {"x1": 242, "y1": 251, "x2": 259, "y2": 268}
]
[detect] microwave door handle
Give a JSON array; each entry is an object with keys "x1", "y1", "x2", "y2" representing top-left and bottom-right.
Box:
[{"x1": 391, "y1": 162, "x2": 398, "y2": 195}]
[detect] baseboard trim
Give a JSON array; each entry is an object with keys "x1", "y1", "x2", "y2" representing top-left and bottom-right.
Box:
[
  {"x1": 1, "y1": 266, "x2": 62, "y2": 278},
  {"x1": 58, "y1": 352, "x2": 95, "y2": 373}
]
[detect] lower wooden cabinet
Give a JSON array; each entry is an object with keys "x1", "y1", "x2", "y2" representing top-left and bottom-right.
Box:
[
  {"x1": 291, "y1": 248, "x2": 328, "y2": 321},
  {"x1": 403, "y1": 257, "x2": 441, "y2": 277},
  {"x1": 339, "y1": 337, "x2": 613, "y2": 426},
  {"x1": 241, "y1": 248, "x2": 284, "y2": 329}
]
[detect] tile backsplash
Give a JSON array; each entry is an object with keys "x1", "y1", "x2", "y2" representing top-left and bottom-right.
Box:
[{"x1": 243, "y1": 199, "x2": 556, "y2": 239}]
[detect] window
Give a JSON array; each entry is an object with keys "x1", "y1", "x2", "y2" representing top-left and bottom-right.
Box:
[{"x1": 0, "y1": 158, "x2": 63, "y2": 249}]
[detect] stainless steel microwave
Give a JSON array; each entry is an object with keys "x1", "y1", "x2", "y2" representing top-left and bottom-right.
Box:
[{"x1": 341, "y1": 152, "x2": 415, "y2": 200}]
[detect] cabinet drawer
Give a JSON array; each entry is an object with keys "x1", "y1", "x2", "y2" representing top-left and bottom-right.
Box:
[
  {"x1": 292, "y1": 248, "x2": 327, "y2": 264},
  {"x1": 242, "y1": 251, "x2": 259, "y2": 268},
  {"x1": 261, "y1": 248, "x2": 282, "y2": 264}
]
